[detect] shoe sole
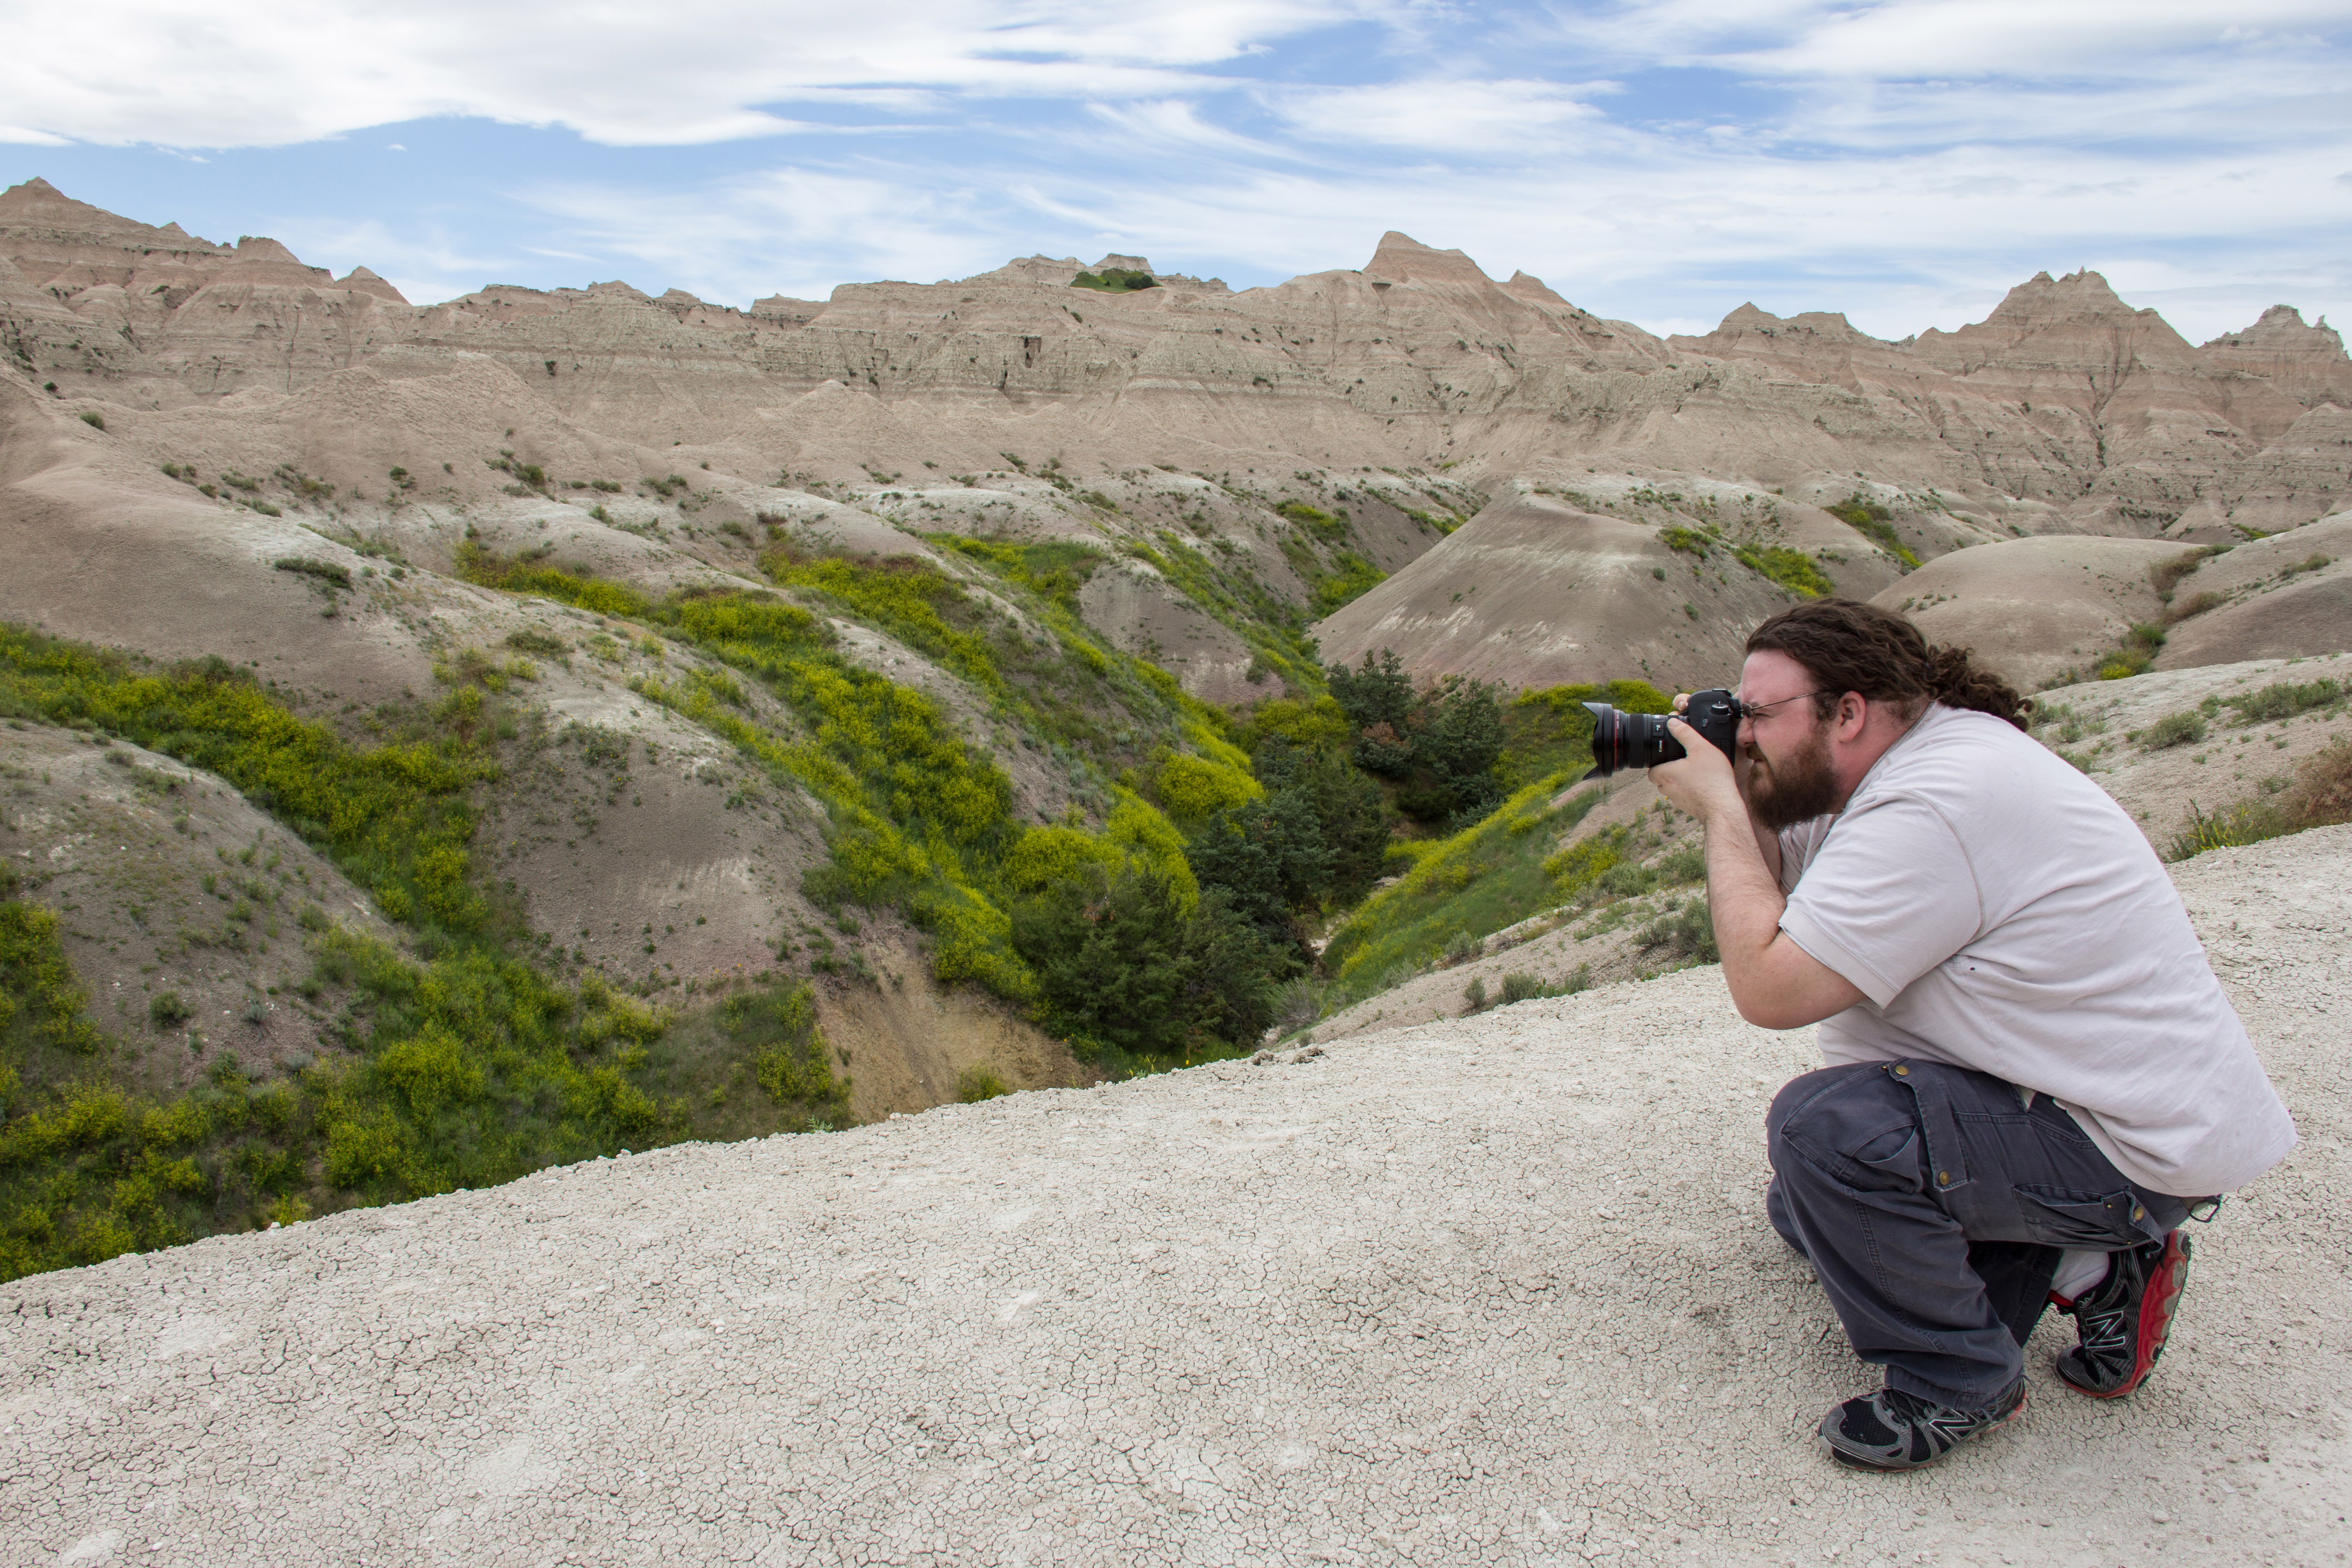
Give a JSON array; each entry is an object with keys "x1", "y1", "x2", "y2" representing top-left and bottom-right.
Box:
[
  {"x1": 2061, "y1": 1232, "x2": 2191, "y2": 1400},
  {"x1": 1820, "y1": 1388, "x2": 2027, "y2": 1473}
]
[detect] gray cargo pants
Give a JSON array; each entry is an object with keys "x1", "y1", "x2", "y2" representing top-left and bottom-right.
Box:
[{"x1": 1765, "y1": 1060, "x2": 2195, "y2": 1411}]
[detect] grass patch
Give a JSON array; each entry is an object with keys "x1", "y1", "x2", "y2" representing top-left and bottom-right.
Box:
[
  {"x1": 1307, "y1": 551, "x2": 1387, "y2": 616},
  {"x1": 1735, "y1": 545, "x2": 1836, "y2": 599},
  {"x1": 1321, "y1": 777, "x2": 1607, "y2": 1005},
  {"x1": 1824, "y1": 495, "x2": 1921, "y2": 569},
  {"x1": 273, "y1": 556, "x2": 352, "y2": 592},
  {"x1": 0, "y1": 637, "x2": 859, "y2": 1281},
  {"x1": 2095, "y1": 623, "x2": 2169, "y2": 681},
  {"x1": 2138, "y1": 711, "x2": 2207, "y2": 750},
  {"x1": 459, "y1": 545, "x2": 1265, "y2": 1027},
  {"x1": 0, "y1": 626, "x2": 496, "y2": 937},
  {"x1": 2224, "y1": 678, "x2": 2344, "y2": 725},
  {"x1": 2167, "y1": 740, "x2": 2352, "y2": 860},
  {"x1": 956, "y1": 1065, "x2": 1009, "y2": 1103}
]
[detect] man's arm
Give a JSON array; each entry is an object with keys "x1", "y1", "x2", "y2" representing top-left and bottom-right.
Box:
[{"x1": 1650, "y1": 717, "x2": 1863, "y2": 1029}]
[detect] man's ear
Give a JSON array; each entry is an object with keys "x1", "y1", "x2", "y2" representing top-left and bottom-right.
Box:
[{"x1": 1835, "y1": 692, "x2": 1869, "y2": 738}]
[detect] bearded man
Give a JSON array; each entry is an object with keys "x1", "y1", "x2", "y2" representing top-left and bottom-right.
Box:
[{"x1": 1648, "y1": 598, "x2": 2295, "y2": 1472}]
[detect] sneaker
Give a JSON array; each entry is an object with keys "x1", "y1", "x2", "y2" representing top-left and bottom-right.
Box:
[
  {"x1": 2054, "y1": 1230, "x2": 2191, "y2": 1398},
  {"x1": 1817, "y1": 1380, "x2": 2025, "y2": 1472}
]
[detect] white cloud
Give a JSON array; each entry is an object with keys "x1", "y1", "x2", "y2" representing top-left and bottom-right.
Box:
[
  {"x1": 18, "y1": 0, "x2": 2344, "y2": 352},
  {"x1": 1271, "y1": 79, "x2": 1612, "y2": 154},
  {"x1": 5, "y1": 0, "x2": 1392, "y2": 148}
]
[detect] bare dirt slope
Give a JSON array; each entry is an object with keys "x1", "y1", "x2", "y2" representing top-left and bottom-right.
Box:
[
  {"x1": 1, "y1": 722, "x2": 403, "y2": 1096},
  {"x1": 4, "y1": 828, "x2": 2342, "y2": 1568},
  {"x1": 1867, "y1": 535, "x2": 2185, "y2": 690},
  {"x1": 2026, "y1": 653, "x2": 2352, "y2": 848},
  {"x1": 1311, "y1": 492, "x2": 1803, "y2": 694}
]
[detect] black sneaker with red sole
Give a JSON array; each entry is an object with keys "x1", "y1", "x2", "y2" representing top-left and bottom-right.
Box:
[{"x1": 2052, "y1": 1230, "x2": 2191, "y2": 1398}]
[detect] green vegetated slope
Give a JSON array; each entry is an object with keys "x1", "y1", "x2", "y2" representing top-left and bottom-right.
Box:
[
  {"x1": 1317, "y1": 681, "x2": 1678, "y2": 1004},
  {"x1": 0, "y1": 463, "x2": 1540, "y2": 1282},
  {"x1": 0, "y1": 627, "x2": 850, "y2": 1281}
]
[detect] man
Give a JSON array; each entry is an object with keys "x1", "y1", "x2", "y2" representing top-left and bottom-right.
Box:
[{"x1": 1647, "y1": 599, "x2": 2295, "y2": 1472}]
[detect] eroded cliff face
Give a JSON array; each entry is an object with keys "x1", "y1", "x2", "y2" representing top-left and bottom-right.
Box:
[{"x1": 11, "y1": 180, "x2": 2343, "y2": 543}]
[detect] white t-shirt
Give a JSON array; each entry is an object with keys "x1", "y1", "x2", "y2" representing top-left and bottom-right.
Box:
[{"x1": 1774, "y1": 703, "x2": 2296, "y2": 1197}]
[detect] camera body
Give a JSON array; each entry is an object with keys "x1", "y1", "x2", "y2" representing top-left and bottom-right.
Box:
[{"x1": 1584, "y1": 689, "x2": 1740, "y2": 778}]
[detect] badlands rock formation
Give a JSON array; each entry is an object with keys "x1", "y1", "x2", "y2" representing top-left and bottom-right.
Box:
[
  {"x1": 8, "y1": 172, "x2": 2350, "y2": 703},
  {"x1": 3, "y1": 828, "x2": 2343, "y2": 1568}
]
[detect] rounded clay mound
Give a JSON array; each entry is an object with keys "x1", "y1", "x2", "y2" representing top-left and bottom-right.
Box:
[
  {"x1": 2156, "y1": 513, "x2": 2352, "y2": 670},
  {"x1": 1869, "y1": 535, "x2": 2186, "y2": 688}
]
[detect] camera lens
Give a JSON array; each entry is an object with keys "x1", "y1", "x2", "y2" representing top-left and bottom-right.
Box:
[{"x1": 1583, "y1": 703, "x2": 1684, "y2": 777}]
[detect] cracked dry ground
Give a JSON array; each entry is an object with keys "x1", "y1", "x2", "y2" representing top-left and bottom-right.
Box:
[{"x1": 4, "y1": 829, "x2": 2348, "y2": 1568}]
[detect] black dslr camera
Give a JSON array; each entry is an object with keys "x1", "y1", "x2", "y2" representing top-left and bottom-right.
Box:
[{"x1": 1584, "y1": 689, "x2": 1741, "y2": 778}]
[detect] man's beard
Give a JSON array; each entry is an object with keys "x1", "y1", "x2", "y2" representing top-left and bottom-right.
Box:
[{"x1": 1743, "y1": 727, "x2": 1840, "y2": 832}]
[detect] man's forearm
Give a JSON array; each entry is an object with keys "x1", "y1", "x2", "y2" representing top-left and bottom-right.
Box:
[
  {"x1": 1702, "y1": 804, "x2": 1791, "y2": 980},
  {"x1": 1699, "y1": 802, "x2": 1865, "y2": 1029},
  {"x1": 1649, "y1": 715, "x2": 1866, "y2": 1028}
]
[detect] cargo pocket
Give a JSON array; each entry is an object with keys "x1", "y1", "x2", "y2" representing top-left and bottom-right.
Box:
[
  {"x1": 1851, "y1": 1125, "x2": 1919, "y2": 1168},
  {"x1": 2014, "y1": 1185, "x2": 2141, "y2": 1249}
]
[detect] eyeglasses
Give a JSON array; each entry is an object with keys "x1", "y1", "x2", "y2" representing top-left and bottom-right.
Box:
[{"x1": 1735, "y1": 689, "x2": 1836, "y2": 722}]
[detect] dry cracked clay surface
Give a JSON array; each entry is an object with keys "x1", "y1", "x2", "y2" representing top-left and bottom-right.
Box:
[{"x1": 5, "y1": 830, "x2": 2347, "y2": 1568}]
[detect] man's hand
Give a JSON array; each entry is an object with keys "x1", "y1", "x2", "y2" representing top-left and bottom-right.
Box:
[
  {"x1": 1648, "y1": 715, "x2": 1865, "y2": 1029},
  {"x1": 1648, "y1": 715, "x2": 1744, "y2": 829}
]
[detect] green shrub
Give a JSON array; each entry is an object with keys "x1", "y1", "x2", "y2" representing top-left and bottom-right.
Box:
[
  {"x1": 1636, "y1": 899, "x2": 1719, "y2": 963},
  {"x1": 718, "y1": 984, "x2": 847, "y2": 1127},
  {"x1": 1275, "y1": 500, "x2": 1348, "y2": 543},
  {"x1": 148, "y1": 991, "x2": 192, "y2": 1029},
  {"x1": 2096, "y1": 622, "x2": 2168, "y2": 680},
  {"x1": 2140, "y1": 711, "x2": 2207, "y2": 750},
  {"x1": 1660, "y1": 526, "x2": 1710, "y2": 558},
  {"x1": 956, "y1": 1065, "x2": 1009, "y2": 1103},
  {"x1": 273, "y1": 557, "x2": 352, "y2": 592},
  {"x1": 2225, "y1": 678, "x2": 2343, "y2": 724},
  {"x1": 1070, "y1": 268, "x2": 1159, "y2": 293},
  {"x1": 1498, "y1": 971, "x2": 1541, "y2": 1005},
  {"x1": 1011, "y1": 864, "x2": 1285, "y2": 1063},
  {"x1": 1462, "y1": 975, "x2": 1488, "y2": 1011},
  {"x1": 78, "y1": 411, "x2": 103, "y2": 431}
]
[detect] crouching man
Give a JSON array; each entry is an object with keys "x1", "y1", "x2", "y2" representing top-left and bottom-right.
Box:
[{"x1": 1648, "y1": 599, "x2": 2295, "y2": 1472}]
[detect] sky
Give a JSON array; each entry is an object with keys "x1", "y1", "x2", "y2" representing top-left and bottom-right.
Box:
[{"x1": 6, "y1": 1, "x2": 2349, "y2": 344}]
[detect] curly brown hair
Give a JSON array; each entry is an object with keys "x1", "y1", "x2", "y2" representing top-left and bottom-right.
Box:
[{"x1": 1745, "y1": 599, "x2": 2032, "y2": 731}]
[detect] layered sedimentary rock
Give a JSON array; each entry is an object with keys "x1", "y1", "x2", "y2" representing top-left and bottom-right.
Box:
[
  {"x1": 10, "y1": 179, "x2": 2342, "y2": 541},
  {"x1": 6, "y1": 177, "x2": 2350, "y2": 702}
]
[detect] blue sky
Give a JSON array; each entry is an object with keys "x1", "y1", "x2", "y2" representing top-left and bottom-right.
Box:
[{"x1": 7, "y1": 1, "x2": 2349, "y2": 344}]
